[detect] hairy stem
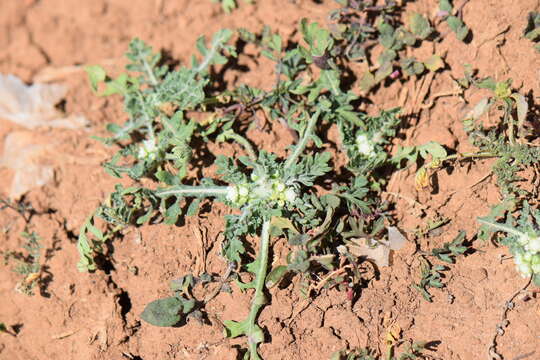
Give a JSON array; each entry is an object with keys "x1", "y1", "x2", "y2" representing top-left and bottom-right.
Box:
[
  {"x1": 224, "y1": 131, "x2": 258, "y2": 161},
  {"x1": 155, "y1": 185, "x2": 229, "y2": 198},
  {"x1": 247, "y1": 218, "x2": 271, "y2": 359},
  {"x1": 477, "y1": 218, "x2": 525, "y2": 238},
  {"x1": 284, "y1": 109, "x2": 321, "y2": 169}
]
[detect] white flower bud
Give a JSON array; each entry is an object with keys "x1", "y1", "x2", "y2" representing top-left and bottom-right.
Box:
[
  {"x1": 226, "y1": 186, "x2": 238, "y2": 203},
  {"x1": 238, "y1": 185, "x2": 249, "y2": 197},
  {"x1": 355, "y1": 134, "x2": 375, "y2": 157},
  {"x1": 525, "y1": 236, "x2": 540, "y2": 253},
  {"x1": 284, "y1": 188, "x2": 297, "y2": 203},
  {"x1": 138, "y1": 139, "x2": 159, "y2": 161}
]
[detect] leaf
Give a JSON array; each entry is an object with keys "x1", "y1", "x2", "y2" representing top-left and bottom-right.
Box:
[
  {"x1": 374, "y1": 62, "x2": 393, "y2": 83},
  {"x1": 359, "y1": 71, "x2": 376, "y2": 92},
  {"x1": 192, "y1": 29, "x2": 235, "y2": 73},
  {"x1": 140, "y1": 296, "x2": 195, "y2": 327},
  {"x1": 424, "y1": 54, "x2": 445, "y2": 72},
  {"x1": 511, "y1": 93, "x2": 528, "y2": 127},
  {"x1": 266, "y1": 265, "x2": 288, "y2": 288},
  {"x1": 223, "y1": 236, "x2": 245, "y2": 264},
  {"x1": 419, "y1": 141, "x2": 447, "y2": 160},
  {"x1": 446, "y1": 15, "x2": 469, "y2": 41},
  {"x1": 85, "y1": 65, "x2": 106, "y2": 93},
  {"x1": 409, "y1": 13, "x2": 432, "y2": 40},
  {"x1": 439, "y1": 0, "x2": 453, "y2": 13},
  {"x1": 164, "y1": 201, "x2": 182, "y2": 225},
  {"x1": 271, "y1": 217, "x2": 299, "y2": 234}
]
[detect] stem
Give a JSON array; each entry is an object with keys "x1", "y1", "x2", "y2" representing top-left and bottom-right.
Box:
[
  {"x1": 477, "y1": 218, "x2": 525, "y2": 238},
  {"x1": 246, "y1": 218, "x2": 271, "y2": 360},
  {"x1": 443, "y1": 151, "x2": 497, "y2": 161},
  {"x1": 284, "y1": 109, "x2": 321, "y2": 169},
  {"x1": 143, "y1": 59, "x2": 158, "y2": 86},
  {"x1": 225, "y1": 132, "x2": 258, "y2": 161},
  {"x1": 155, "y1": 185, "x2": 229, "y2": 198}
]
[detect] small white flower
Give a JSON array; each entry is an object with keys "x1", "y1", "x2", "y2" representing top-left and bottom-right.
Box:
[
  {"x1": 138, "y1": 139, "x2": 158, "y2": 161},
  {"x1": 226, "y1": 186, "x2": 239, "y2": 203},
  {"x1": 525, "y1": 236, "x2": 540, "y2": 253},
  {"x1": 238, "y1": 185, "x2": 250, "y2": 197},
  {"x1": 517, "y1": 262, "x2": 532, "y2": 277},
  {"x1": 284, "y1": 188, "x2": 297, "y2": 203},
  {"x1": 355, "y1": 133, "x2": 375, "y2": 157},
  {"x1": 273, "y1": 181, "x2": 286, "y2": 192}
]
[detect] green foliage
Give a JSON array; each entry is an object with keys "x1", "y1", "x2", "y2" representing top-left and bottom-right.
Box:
[
  {"x1": 413, "y1": 232, "x2": 468, "y2": 302},
  {"x1": 212, "y1": 0, "x2": 253, "y2": 13},
  {"x1": 524, "y1": 11, "x2": 540, "y2": 52},
  {"x1": 3, "y1": 231, "x2": 42, "y2": 296},
  {"x1": 141, "y1": 296, "x2": 196, "y2": 327},
  {"x1": 438, "y1": 0, "x2": 470, "y2": 41},
  {"x1": 80, "y1": 13, "x2": 404, "y2": 359},
  {"x1": 478, "y1": 203, "x2": 540, "y2": 286}
]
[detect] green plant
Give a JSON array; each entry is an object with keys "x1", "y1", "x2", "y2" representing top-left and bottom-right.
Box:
[
  {"x1": 478, "y1": 202, "x2": 540, "y2": 286},
  {"x1": 438, "y1": 0, "x2": 470, "y2": 42},
  {"x1": 2, "y1": 231, "x2": 42, "y2": 296},
  {"x1": 413, "y1": 231, "x2": 468, "y2": 302},
  {"x1": 212, "y1": 0, "x2": 253, "y2": 13},
  {"x1": 524, "y1": 11, "x2": 540, "y2": 53},
  {"x1": 329, "y1": 1, "x2": 446, "y2": 92},
  {"x1": 79, "y1": 17, "x2": 403, "y2": 358}
]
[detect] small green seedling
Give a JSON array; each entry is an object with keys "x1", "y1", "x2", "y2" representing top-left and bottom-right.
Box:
[
  {"x1": 3, "y1": 231, "x2": 42, "y2": 296},
  {"x1": 212, "y1": 0, "x2": 253, "y2": 13},
  {"x1": 438, "y1": 0, "x2": 470, "y2": 42},
  {"x1": 413, "y1": 231, "x2": 468, "y2": 302}
]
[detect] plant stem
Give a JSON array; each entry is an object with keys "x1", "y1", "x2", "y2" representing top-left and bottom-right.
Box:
[
  {"x1": 284, "y1": 109, "x2": 321, "y2": 169},
  {"x1": 225, "y1": 132, "x2": 258, "y2": 161},
  {"x1": 443, "y1": 151, "x2": 497, "y2": 162},
  {"x1": 477, "y1": 218, "x2": 525, "y2": 238},
  {"x1": 155, "y1": 185, "x2": 229, "y2": 198},
  {"x1": 143, "y1": 59, "x2": 158, "y2": 86},
  {"x1": 247, "y1": 218, "x2": 271, "y2": 359}
]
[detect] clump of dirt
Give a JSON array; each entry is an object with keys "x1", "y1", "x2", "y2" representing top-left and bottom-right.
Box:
[{"x1": 1, "y1": 1, "x2": 539, "y2": 360}]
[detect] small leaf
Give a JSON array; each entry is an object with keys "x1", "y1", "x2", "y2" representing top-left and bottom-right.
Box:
[
  {"x1": 223, "y1": 319, "x2": 249, "y2": 338},
  {"x1": 424, "y1": 54, "x2": 445, "y2": 72},
  {"x1": 359, "y1": 71, "x2": 376, "y2": 92},
  {"x1": 409, "y1": 13, "x2": 433, "y2": 40},
  {"x1": 141, "y1": 296, "x2": 195, "y2": 327},
  {"x1": 266, "y1": 265, "x2": 288, "y2": 288},
  {"x1": 374, "y1": 62, "x2": 393, "y2": 83},
  {"x1": 511, "y1": 93, "x2": 528, "y2": 128},
  {"x1": 446, "y1": 16, "x2": 469, "y2": 41},
  {"x1": 85, "y1": 65, "x2": 106, "y2": 93},
  {"x1": 439, "y1": 0, "x2": 453, "y2": 13},
  {"x1": 415, "y1": 167, "x2": 430, "y2": 190}
]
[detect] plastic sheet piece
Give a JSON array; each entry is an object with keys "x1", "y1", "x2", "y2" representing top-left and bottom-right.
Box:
[{"x1": 0, "y1": 74, "x2": 87, "y2": 129}]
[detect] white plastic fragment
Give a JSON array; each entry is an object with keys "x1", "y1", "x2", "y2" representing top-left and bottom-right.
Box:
[
  {"x1": 387, "y1": 226, "x2": 407, "y2": 250},
  {"x1": 0, "y1": 74, "x2": 87, "y2": 129},
  {"x1": 344, "y1": 227, "x2": 407, "y2": 267},
  {"x1": 0, "y1": 131, "x2": 54, "y2": 199}
]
